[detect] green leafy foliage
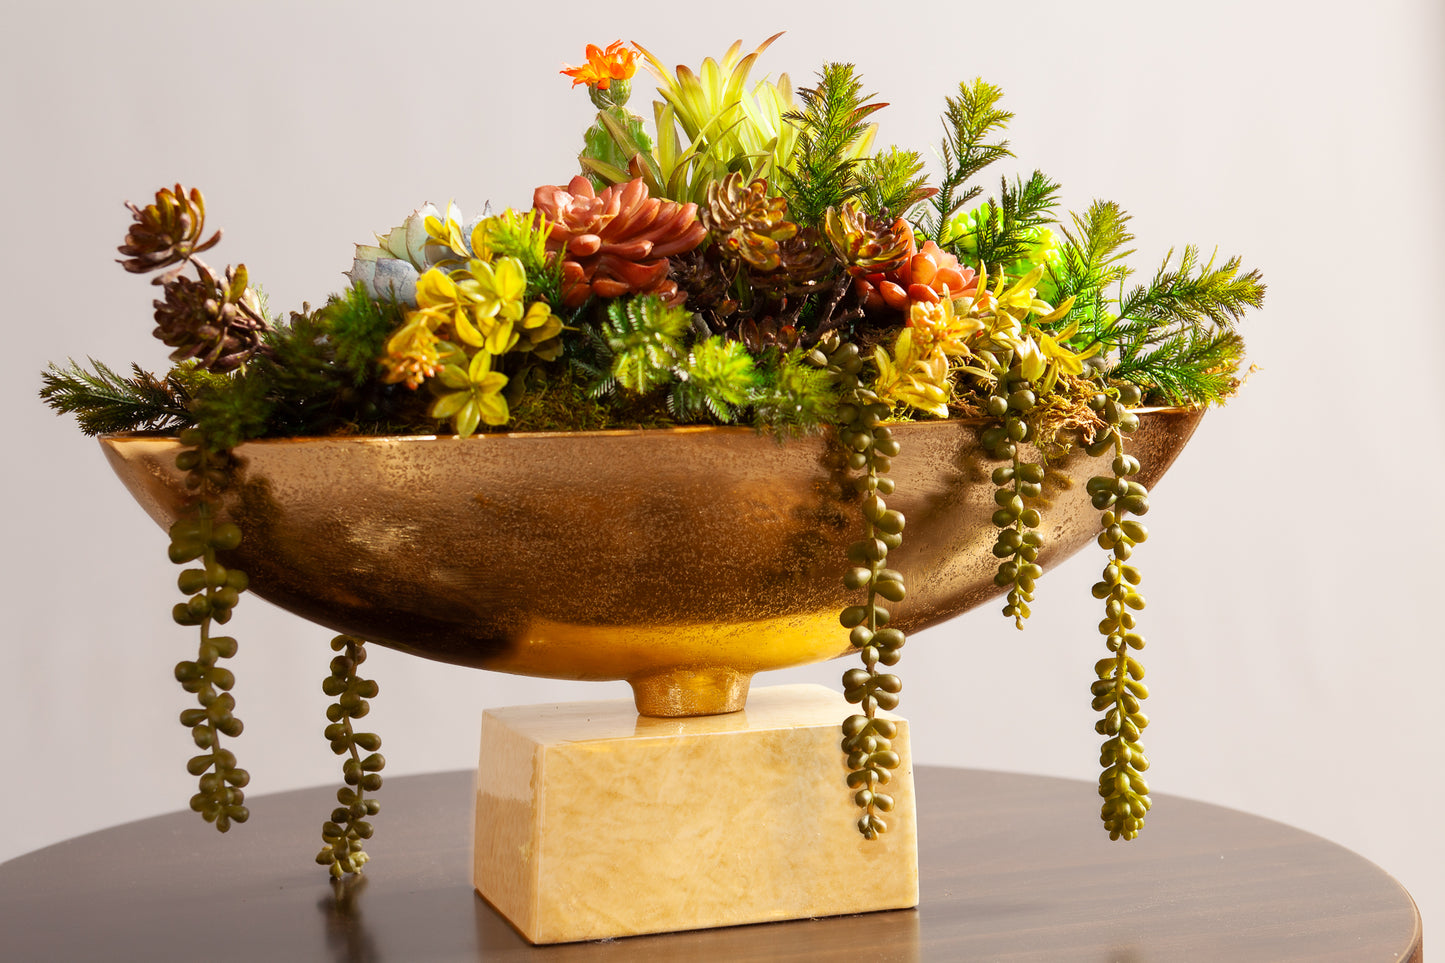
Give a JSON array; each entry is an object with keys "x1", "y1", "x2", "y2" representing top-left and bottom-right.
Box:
[
  {"x1": 189, "y1": 367, "x2": 274, "y2": 451},
  {"x1": 477, "y1": 209, "x2": 565, "y2": 311},
  {"x1": 919, "y1": 79, "x2": 1014, "y2": 242},
  {"x1": 1110, "y1": 329, "x2": 1247, "y2": 405},
  {"x1": 39, "y1": 360, "x2": 195, "y2": 435},
  {"x1": 668, "y1": 337, "x2": 761, "y2": 421},
  {"x1": 601, "y1": 295, "x2": 691, "y2": 394},
  {"x1": 748, "y1": 346, "x2": 837, "y2": 436},
  {"x1": 856, "y1": 147, "x2": 933, "y2": 219},
  {"x1": 1056, "y1": 231, "x2": 1265, "y2": 405},
  {"x1": 779, "y1": 63, "x2": 885, "y2": 227},
  {"x1": 1050, "y1": 201, "x2": 1137, "y2": 332},
  {"x1": 323, "y1": 284, "x2": 405, "y2": 383},
  {"x1": 962, "y1": 171, "x2": 1061, "y2": 271}
]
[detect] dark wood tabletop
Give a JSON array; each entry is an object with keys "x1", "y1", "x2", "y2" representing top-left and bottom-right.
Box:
[{"x1": 0, "y1": 766, "x2": 1422, "y2": 962}]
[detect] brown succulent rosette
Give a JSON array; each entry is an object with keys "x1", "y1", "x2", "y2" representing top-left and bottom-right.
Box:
[
  {"x1": 703, "y1": 173, "x2": 798, "y2": 273},
  {"x1": 118, "y1": 184, "x2": 222, "y2": 277},
  {"x1": 153, "y1": 262, "x2": 267, "y2": 372},
  {"x1": 531, "y1": 175, "x2": 706, "y2": 307}
]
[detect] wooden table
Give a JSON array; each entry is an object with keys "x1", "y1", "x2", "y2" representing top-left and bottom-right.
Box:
[{"x1": 0, "y1": 767, "x2": 1422, "y2": 961}]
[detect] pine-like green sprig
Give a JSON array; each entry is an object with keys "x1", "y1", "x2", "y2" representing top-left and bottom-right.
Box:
[
  {"x1": 750, "y1": 346, "x2": 837, "y2": 437},
  {"x1": 189, "y1": 368, "x2": 274, "y2": 451},
  {"x1": 668, "y1": 336, "x2": 760, "y2": 421},
  {"x1": 920, "y1": 79, "x2": 1014, "y2": 242},
  {"x1": 965, "y1": 171, "x2": 1061, "y2": 271},
  {"x1": 1050, "y1": 201, "x2": 1137, "y2": 337},
  {"x1": 1110, "y1": 329, "x2": 1246, "y2": 406},
  {"x1": 856, "y1": 146, "x2": 933, "y2": 219},
  {"x1": 39, "y1": 359, "x2": 195, "y2": 435},
  {"x1": 1115, "y1": 246, "x2": 1265, "y2": 332},
  {"x1": 321, "y1": 285, "x2": 405, "y2": 384},
  {"x1": 779, "y1": 63, "x2": 885, "y2": 227},
  {"x1": 601, "y1": 295, "x2": 691, "y2": 394}
]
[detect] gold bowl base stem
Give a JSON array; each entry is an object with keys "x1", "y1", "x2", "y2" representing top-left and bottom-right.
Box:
[{"x1": 629, "y1": 667, "x2": 752, "y2": 717}]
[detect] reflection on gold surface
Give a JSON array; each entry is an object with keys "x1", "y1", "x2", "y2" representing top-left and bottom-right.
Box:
[{"x1": 100, "y1": 411, "x2": 1201, "y2": 716}]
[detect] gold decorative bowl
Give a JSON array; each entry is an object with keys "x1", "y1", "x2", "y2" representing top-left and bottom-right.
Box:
[{"x1": 101, "y1": 409, "x2": 1202, "y2": 716}]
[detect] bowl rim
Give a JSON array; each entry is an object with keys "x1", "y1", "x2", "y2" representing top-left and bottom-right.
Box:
[{"x1": 98, "y1": 406, "x2": 1202, "y2": 447}]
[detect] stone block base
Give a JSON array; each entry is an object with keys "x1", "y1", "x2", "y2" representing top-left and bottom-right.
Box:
[{"x1": 472, "y1": 683, "x2": 918, "y2": 944}]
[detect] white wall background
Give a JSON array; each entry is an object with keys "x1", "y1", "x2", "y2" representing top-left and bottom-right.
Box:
[{"x1": 4, "y1": 0, "x2": 1441, "y2": 945}]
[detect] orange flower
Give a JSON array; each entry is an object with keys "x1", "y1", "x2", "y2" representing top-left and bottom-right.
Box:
[{"x1": 560, "y1": 41, "x2": 637, "y2": 90}]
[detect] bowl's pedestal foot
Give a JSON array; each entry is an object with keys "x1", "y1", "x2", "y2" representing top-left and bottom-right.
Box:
[
  {"x1": 472, "y1": 683, "x2": 919, "y2": 945},
  {"x1": 628, "y1": 666, "x2": 752, "y2": 717}
]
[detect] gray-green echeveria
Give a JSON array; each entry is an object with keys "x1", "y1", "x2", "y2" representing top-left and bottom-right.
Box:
[{"x1": 347, "y1": 202, "x2": 481, "y2": 305}]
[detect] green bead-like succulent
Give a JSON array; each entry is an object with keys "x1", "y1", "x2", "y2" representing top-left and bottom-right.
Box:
[
  {"x1": 1087, "y1": 388, "x2": 1153, "y2": 840},
  {"x1": 168, "y1": 429, "x2": 250, "y2": 833},
  {"x1": 316, "y1": 635, "x2": 385, "y2": 878},
  {"x1": 814, "y1": 335, "x2": 907, "y2": 839}
]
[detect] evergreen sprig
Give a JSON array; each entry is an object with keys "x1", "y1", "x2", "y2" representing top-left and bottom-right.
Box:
[
  {"x1": 967, "y1": 171, "x2": 1062, "y2": 270},
  {"x1": 601, "y1": 295, "x2": 690, "y2": 394},
  {"x1": 920, "y1": 79, "x2": 1014, "y2": 242},
  {"x1": 1110, "y1": 329, "x2": 1246, "y2": 405},
  {"x1": 39, "y1": 359, "x2": 195, "y2": 435},
  {"x1": 857, "y1": 147, "x2": 933, "y2": 219},
  {"x1": 667, "y1": 337, "x2": 760, "y2": 422},
  {"x1": 323, "y1": 284, "x2": 405, "y2": 383},
  {"x1": 1050, "y1": 201, "x2": 1137, "y2": 334},
  {"x1": 1116, "y1": 247, "x2": 1265, "y2": 332},
  {"x1": 780, "y1": 63, "x2": 886, "y2": 226},
  {"x1": 748, "y1": 347, "x2": 837, "y2": 438}
]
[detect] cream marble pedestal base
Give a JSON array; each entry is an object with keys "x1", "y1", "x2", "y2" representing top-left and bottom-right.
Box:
[{"x1": 472, "y1": 683, "x2": 918, "y2": 944}]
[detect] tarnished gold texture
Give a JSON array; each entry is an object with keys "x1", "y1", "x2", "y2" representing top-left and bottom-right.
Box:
[{"x1": 100, "y1": 410, "x2": 1202, "y2": 717}]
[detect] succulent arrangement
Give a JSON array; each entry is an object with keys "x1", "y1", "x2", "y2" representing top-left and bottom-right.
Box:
[{"x1": 42, "y1": 35, "x2": 1263, "y2": 874}]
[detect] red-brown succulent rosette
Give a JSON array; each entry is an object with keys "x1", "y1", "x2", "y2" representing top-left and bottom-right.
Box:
[{"x1": 532, "y1": 176, "x2": 707, "y2": 307}]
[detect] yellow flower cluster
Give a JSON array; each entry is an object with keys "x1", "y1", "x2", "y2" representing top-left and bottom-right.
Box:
[
  {"x1": 381, "y1": 212, "x2": 563, "y2": 437},
  {"x1": 872, "y1": 263, "x2": 1096, "y2": 415}
]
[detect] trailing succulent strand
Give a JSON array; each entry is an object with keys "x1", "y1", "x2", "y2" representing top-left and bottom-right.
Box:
[
  {"x1": 317, "y1": 635, "x2": 385, "y2": 878},
  {"x1": 811, "y1": 336, "x2": 905, "y2": 839},
  {"x1": 1083, "y1": 385, "x2": 1153, "y2": 839},
  {"x1": 981, "y1": 373, "x2": 1046, "y2": 628},
  {"x1": 167, "y1": 428, "x2": 251, "y2": 832}
]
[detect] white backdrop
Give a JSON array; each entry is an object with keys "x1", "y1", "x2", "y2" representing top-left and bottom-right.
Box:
[{"x1": 5, "y1": 0, "x2": 1442, "y2": 944}]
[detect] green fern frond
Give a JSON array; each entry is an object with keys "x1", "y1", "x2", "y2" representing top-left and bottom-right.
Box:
[
  {"x1": 319, "y1": 285, "x2": 404, "y2": 385},
  {"x1": 921, "y1": 78, "x2": 1014, "y2": 242},
  {"x1": 189, "y1": 368, "x2": 274, "y2": 450},
  {"x1": 669, "y1": 336, "x2": 760, "y2": 422},
  {"x1": 967, "y1": 170, "x2": 1061, "y2": 269},
  {"x1": 602, "y1": 296, "x2": 691, "y2": 395},
  {"x1": 1110, "y1": 329, "x2": 1246, "y2": 406},
  {"x1": 1117, "y1": 246, "x2": 1266, "y2": 331},
  {"x1": 780, "y1": 63, "x2": 885, "y2": 226},
  {"x1": 39, "y1": 359, "x2": 195, "y2": 435},
  {"x1": 750, "y1": 347, "x2": 837, "y2": 437},
  {"x1": 1052, "y1": 201, "x2": 1137, "y2": 340},
  {"x1": 857, "y1": 146, "x2": 933, "y2": 218}
]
